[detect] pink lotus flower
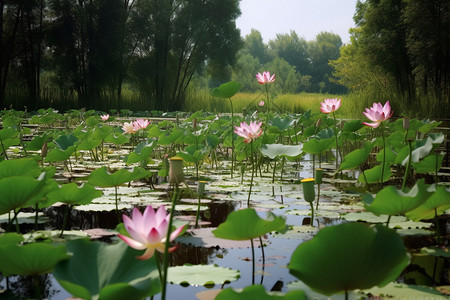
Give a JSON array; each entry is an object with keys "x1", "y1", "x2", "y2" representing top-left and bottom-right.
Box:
[
  {"x1": 258, "y1": 101, "x2": 265, "y2": 107},
  {"x1": 320, "y1": 98, "x2": 341, "y2": 114},
  {"x1": 118, "y1": 205, "x2": 185, "y2": 260},
  {"x1": 363, "y1": 101, "x2": 393, "y2": 128},
  {"x1": 234, "y1": 121, "x2": 263, "y2": 143},
  {"x1": 122, "y1": 122, "x2": 137, "y2": 134},
  {"x1": 100, "y1": 114, "x2": 109, "y2": 121},
  {"x1": 256, "y1": 71, "x2": 275, "y2": 84},
  {"x1": 132, "y1": 118, "x2": 150, "y2": 131}
]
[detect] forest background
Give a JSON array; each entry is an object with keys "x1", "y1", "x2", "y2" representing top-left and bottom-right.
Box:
[{"x1": 0, "y1": 0, "x2": 449, "y2": 118}]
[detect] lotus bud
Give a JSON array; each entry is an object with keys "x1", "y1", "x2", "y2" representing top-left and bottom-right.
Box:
[
  {"x1": 193, "y1": 118, "x2": 197, "y2": 130},
  {"x1": 315, "y1": 118, "x2": 321, "y2": 128},
  {"x1": 169, "y1": 156, "x2": 184, "y2": 184},
  {"x1": 315, "y1": 169, "x2": 323, "y2": 185},
  {"x1": 403, "y1": 117, "x2": 410, "y2": 130},
  {"x1": 301, "y1": 178, "x2": 315, "y2": 203},
  {"x1": 41, "y1": 142, "x2": 48, "y2": 159},
  {"x1": 197, "y1": 181, "x2": 207, "y2": 197}
]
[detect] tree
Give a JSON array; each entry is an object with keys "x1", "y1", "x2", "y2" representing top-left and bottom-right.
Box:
[
  {"x1": 354, "y1": 0, "x2": 415, "y2": 100},
  {"x1": 404, "y1": 0, "x2": 450, "y2": 99},
  {"x1": 130, "y1": 0, "x2": 242, "y2": 111},
  {"x1": 268, "y1": 31, "x2": 310, "y2": 76},
  {"x1": 308, "y1": 32, "x2": 343, "y2": 93},
  {"x1": 242, "y1": 29, "x2": 270, "y2": 65}
]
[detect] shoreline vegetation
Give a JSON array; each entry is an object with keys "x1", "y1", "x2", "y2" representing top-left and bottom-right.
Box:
[{"x1": 4, "y1": 89, "x2": 449, "y2": 120}]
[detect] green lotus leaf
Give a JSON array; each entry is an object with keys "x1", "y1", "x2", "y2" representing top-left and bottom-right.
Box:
[
  {"x1": 46, "y1": 145, "x2": 76, "y2": 162},
  {"x1": 54, "y1": 239, "x2": 160, "y2": 300},
  {"x1": 44, "y1": 183, "x2": 102, "y2": 206},
  {"x1": 26, "y1": 134, "x2": 48, "y2": 151},
  {"x1": 0, "y1": 232, "x2": 24, "y2": 245},
  {"x1": 215, "y1": 284, "x2": 306, "y2": 300},
  {"x1": 268, "y1": 117, "x2": 295, "y2": 133},
  {"x1": 0, "y1": 158, "x2": 41, "y2": 179},
  {"x1": 212, "y1": 208, "x2": 288, "y2": 240},
  {"x1": 0, "y1": 242, "x2": 69, "y2": 276},
  {"x1": 342, "y1": 120, "x2": 364, "y2": 133},
  {"x1": 420, "y1": 247, "x2": 450, "y2": 258},
  {"x1": 77, "y1": 137, "x2": 102, "y2": 151},
  {"x1": 54, "y1": 134, "x2": 78, "y2": 150},
  {"x1": 316, "y1": 128, "x2": 334, "y2": 140},
  {"x1": 168, "y1": 264, "x2": 240, "y2": 286},
  {"x1": 261, "y1": 144, "x2": 303, "y2": 159},
  {"x1": 92, "y1": 124, "x2": 113, "y2": 140},
  {"x1": 104, "y1": 129, "x2": 130, "y2": 145},
  {"x1": 87, "y1": 166, "x2": 148, "y2": 187},
  {"x1": 0, "y1": 175, "x2": 47, "y2": 214},
  {"x1": 339, "y1": 142, "x2": 373, "y2": 170},
  {"x1": 401, "y1": 134, "x2": 443, "y2": 166},
  {"x1": 0, "y1": 128, "x2": 18, "y2": 140},
  {"x1": 302, "y1": 137, "x2": 334, "y2": 154},
  {"x1": 289, "y1": 223, "x2": 410, "y2": 296},
  {"x1": 158, "y1": 127, "x2": 184, "y2": 145},
  {"x1": 125, "y1": 139, "x2": 157, "y2": 164},
  {"x1": 85, "y1": 115, "x2": 101, "y2": 126},
  {"x1": 358, "y1": 163, "x2": 392, "y2": 183},
  {"x1": 406, "y1": 185, "x2": 450, "y2": 221},
  {"x1": 364, "y1": 179, "x2": 431, "y2": 216},
  {"x1": 177, "y1": 144, "x2": 208, "y2": 163},
  {"x1": 360, "y1": 282, "x2": 447, "y2": 299},
  {"x1": 412, "y1": 152, "x2": 445, "y2": 174},
  {"x1": 211, "y1": 81, "x2": 242, "y2": 99}
]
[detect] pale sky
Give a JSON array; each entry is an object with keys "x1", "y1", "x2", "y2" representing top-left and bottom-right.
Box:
[{"x1": 236, "y1": 0, "x2": 359, "y2": 44}]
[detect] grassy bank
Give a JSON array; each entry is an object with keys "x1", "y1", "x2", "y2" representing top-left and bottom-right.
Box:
[{"x1": 184, "y1": 90, "x2": 374, "y2": 118}]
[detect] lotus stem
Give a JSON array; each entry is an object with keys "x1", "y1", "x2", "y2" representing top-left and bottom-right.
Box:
[
  {"x1": 316, "y1": 184, "x2": 321, "y2": 210},
  {"x1": 0, "y1": 139, "x2": 8, "y2": 160},
  {"x1": 380, "y1": 124, "x2": 386, "y2": 189},
  {"x1": 250, "y1": 238, "x2": 255, "y2": 285},
  {"x1": 247, "y1": 141, "x2": 255, "y2": 207},
  {"x1": 434, "y1": 208, "x2": 441, "y2": 245},
  {"x1": 332, "y1": 112, "x2": 341, "y2": 170},
  {"x1": 272, "y1": 160, "x2": 277, "y2": 196},
  {"x1": 259, "y1": 236, "x2": 265, "y2": 285},
  {"x1": 309, "y1": 202, "x2": 315, "y2": 227},
  {"x1": 229, "y1": 98, "x2": 235, "y2": 179},
  {"x1": 386, "y1": 215, "x2": 391, "y2": 227},
  {"x1": 59, "y1": 205, "x2": 71, "y2": 238},
  {"x1": 161, "y1": 184, "x2": 179, "y2": 300},
  {"x1": 402, "y1": 139, "x2": 413, "y2": 190}
]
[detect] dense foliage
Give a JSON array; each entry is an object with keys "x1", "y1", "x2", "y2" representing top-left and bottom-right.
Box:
[{"x1": 0, "y1": 0, "x2": 241, "y2": 111}]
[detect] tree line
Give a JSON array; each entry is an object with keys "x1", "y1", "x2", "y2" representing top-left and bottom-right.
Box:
[
  {"x1": 0, "y1": 0, "x2": 241, "y2": 111},
  {"x1": 331, "y1": 0, "x2": 449, "y2": 116},
  {"x1": 227, "y1": 29, "x2": 345, "y2": 95}
]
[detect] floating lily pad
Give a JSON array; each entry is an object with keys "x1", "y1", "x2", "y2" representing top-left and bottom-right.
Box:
[
  {"x1": 215, "y1": 284, "x2": 306, "y2": 299},
  {"x1": 0, "y1": 212, "x2": 49, "y2": 224},
  {"x1": 168, "y1": 264, "x2": 240, "y2": 287},
  {"x1": 271, "y1": 225, "x2": 319, "y2": 240},
  {"x1": 358, "y1": 282, "x2": 447, "y2": 299},
  {"x1": 289, "y1": 223, "x2": 410, "y2": 295}
]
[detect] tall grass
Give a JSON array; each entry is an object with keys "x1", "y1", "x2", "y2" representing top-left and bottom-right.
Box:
[{"x1": 184, "y1": 89, "x2": 371, "y2": 118}]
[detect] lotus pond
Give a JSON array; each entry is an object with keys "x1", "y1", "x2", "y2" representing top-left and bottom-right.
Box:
[{"x1": 0, "y1": 107, "x2": 449, "y2": 300}]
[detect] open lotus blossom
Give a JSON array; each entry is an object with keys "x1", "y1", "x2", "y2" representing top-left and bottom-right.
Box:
[
  {"x1": 258, "y1": 100, "x2": 265, "y2": 107},
  {"x1": 320, "y1": 98, "x2": 341, "y2": 114},
  {"x1": 100, "y1": 114, "x2": 109, "y2": 121},
  {"x1": 256, "y1": 71, "x2": 275, "y2": 84},
  {"x1": 122, "y1": 122, "x2": 137, "y2": 134},
  {"x1": 362, "y1": 101, "x2": 393, "y2": 128},
  {"x1": 234, "y1": 121, "x2": 263, "y2": 143},
  {"x1": 132, "y1": 118, "x2": 150, "y2": 131},
  {"x1": 118, "y1": 205, "x2": 185, "y2": 260}
]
